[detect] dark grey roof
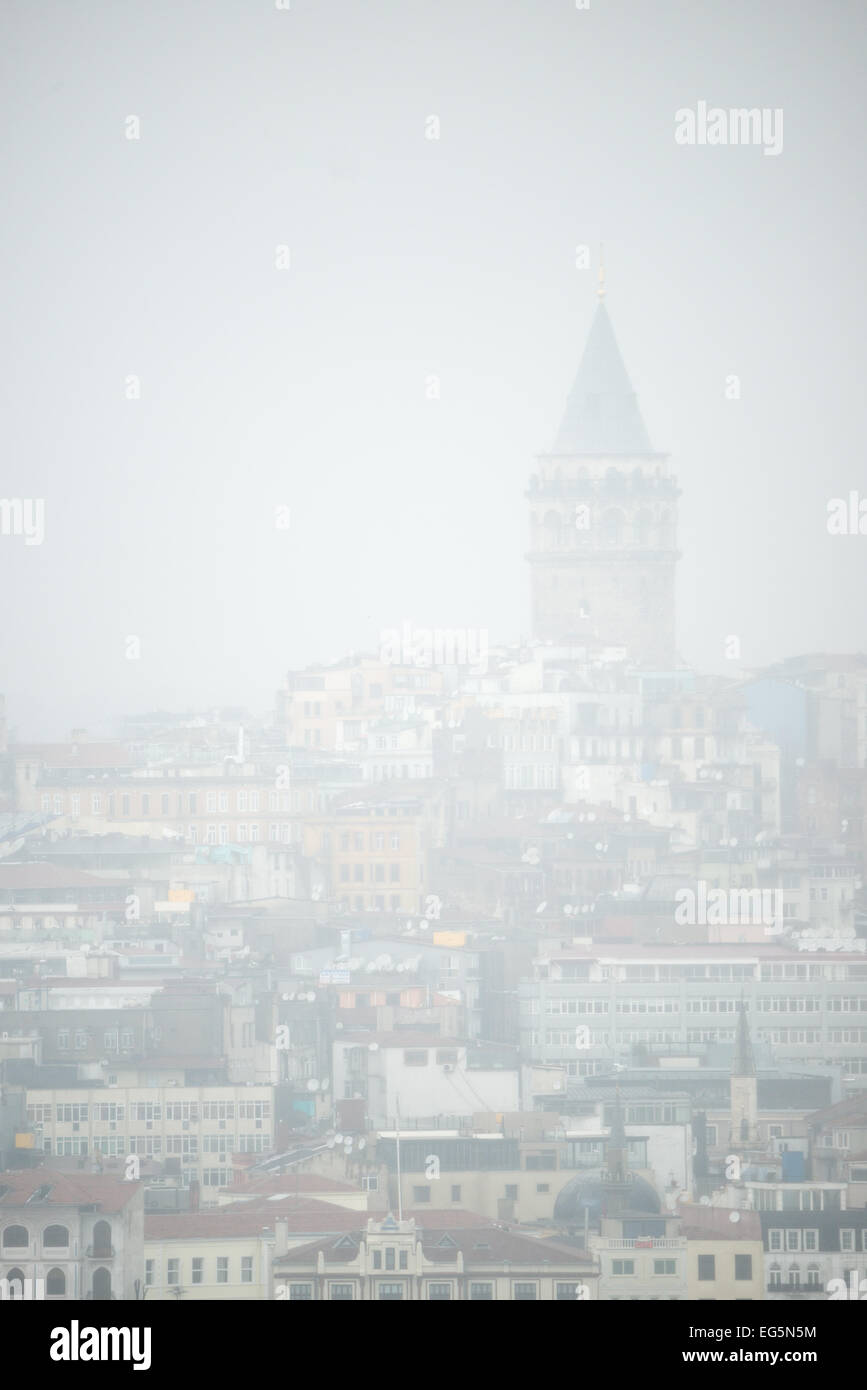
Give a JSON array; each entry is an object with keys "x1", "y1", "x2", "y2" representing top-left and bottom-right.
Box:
[{"x1": 551, "y1": 301, "x2": 652, "y2": 456}]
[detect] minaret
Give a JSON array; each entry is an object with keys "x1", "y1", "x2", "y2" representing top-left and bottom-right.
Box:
[
  {"x1": 730, "y1": 1002, "x2": 758, "y2": 1149},
  {"x1": 526, "y1": 277, "x2": 679, "y2": 666},
  {"x1": 601, "y1": 1087, "x2": 633, "y2": 1216}
]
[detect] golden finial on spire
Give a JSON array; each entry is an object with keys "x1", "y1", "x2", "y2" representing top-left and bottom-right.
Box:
[{"x1": 597, "y1": 243, "x2": 606, "y2": 300}]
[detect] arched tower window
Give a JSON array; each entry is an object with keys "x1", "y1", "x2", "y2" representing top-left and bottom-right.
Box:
[
  {"x1": 542, "y1": 510, "x2": 561, "y2": 552},
  {"x1": 601, "y1": 508, "x2": 625, "y2": 547},
  {"x1": 633, "y1": 509, "x2": 651, "y2": 547}
]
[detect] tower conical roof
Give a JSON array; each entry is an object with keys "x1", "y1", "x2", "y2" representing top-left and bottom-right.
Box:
[{"x1": 552, "y1": 301, "x2": 652, "y2": 456}]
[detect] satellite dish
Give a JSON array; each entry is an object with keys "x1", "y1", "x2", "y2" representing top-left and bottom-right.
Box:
[
  {"x1": 729, "y1": 1210, "x2": 740, "y2": 1223},
  {"x1": 334, "y1": 1133, "x2": 344, "y2": 1144},
  {"x1": 699, "y1": 1195, "x2": 710, "y2": 1206},
  {"x1": 306, "y1": 1079, "x2": 319, "y2": 1093},
  {"x1": 357, "y1": 1137, "x2": 366, "y2": 1149},
  {"x1": 307, "y1": 991, "x2": 316, "y2": 1002},
  {"x1": 536, "y1": 902, "x2": 547, "y2": 914},
  {"x1": 368, "y1": 1042, "x2": 379, "y2": 1052},
  {"x1": 326, "y1": 1138, "x2": 336, "y2": 1149},
  {"x1": 321, "y1": 1078, "x2": 330, "y2": 1091}
]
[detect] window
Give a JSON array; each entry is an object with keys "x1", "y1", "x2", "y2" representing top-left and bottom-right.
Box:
[
  {"x1": 241, "y1": 1257, "x2": 253, "y2": 1284},
  {"x1": 167, "y1": 1259, "x2": 180, "y2": 1286},
  {"x1": 330, "y1": 1284, "x2": 353, "y2": 1300},
  {"x1": 451, "y1": 1185, "x2": 461, "y2": 1202},
  {"x1": 192, "y1": 1258, "x2": 203, "y2": 1285},
  {"x1": 403, "y1": 1050, "x2": 428, "y2": 1067},
  {"x1": 470, "y1": 1282, "x2": 493, "y2": 1300},
  {"x1": 653, "y1": 1260, "x2": 676, "y2": 1275},
  {"x1": 513, "y1": 1283, "x2": 536, "y2": 1300},
  {"x1": 378, "y1": 1283, "x2": 403, "y2": 1300},
  {"x1": 46, "y1": 1267, "x2": 66, "y2": 1296},
  {"x1": 2, "y1": 1225, "x2": 28, "y2": 1249},
  {"x1": 145, "y1": 1260, "x2": 155, "y2": 1287},
  {"x1": 698, "y1": 1255, "x2": 715, "y2": 1281},
  {"x1": 769, "y1": 1230, "x2": 783, "y2": 1252},
  {"x1": 505, "y1": 1185, "x2": 518, "y2": 1200},
  {"x1": 428, "y1": 1283, "x2": 452, "y2": 1300},
  {"x1": 43, "y1": 1225, "x2": 69, "y2": 1248},
  {"x1": 735, "y1": 1254, "x2": 752, "y2": 1280},
  {"x1": 840, "y1": 1230, "x2": 856, "y2": 1252},
  {"x1": 289, "y1": 1283, "x2": 312, "y2": 1300},
  {"x1": 217, "y1": 1258, "x2": 228, "y2": 1284},
  {"x1": 556, "y1": 1283, "x2": 582, "y2": 1300},
  {"x1": 412, "y1": 1186, "x2": 431, "y2": 1204},
  {"x1": 612, "y1": 1260, "x2": 634, "y2": 1276}
]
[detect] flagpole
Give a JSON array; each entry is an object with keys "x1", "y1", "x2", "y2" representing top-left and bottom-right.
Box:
[{"x1": 396, "y1": 1095, "x2": 403, "y2": 1222}]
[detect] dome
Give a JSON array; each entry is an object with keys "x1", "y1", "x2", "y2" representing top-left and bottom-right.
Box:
[{"x1": 553, "y1": 1169, "x2": 661, "y2": 1225}]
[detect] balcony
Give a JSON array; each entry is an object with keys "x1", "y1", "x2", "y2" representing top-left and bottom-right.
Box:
[
  {"x1": 596, "y1": 1238, "x2": 684, "y2": 1250},
  {"x1": 85, "y1": 1246, "x2": 115, "y2": 1259}
]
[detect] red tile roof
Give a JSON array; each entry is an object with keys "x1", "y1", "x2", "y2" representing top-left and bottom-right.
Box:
[{"x1": 0, "y1": 1169, "x2": 140, "y2": 1213}]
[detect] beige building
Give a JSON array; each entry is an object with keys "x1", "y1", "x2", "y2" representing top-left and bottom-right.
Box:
[
  {"x1": 680, "y1": 1204, "x2": 764, "y2": 1301},
  {"x1": 26, "y1": 1083, "x2": 274, "y2": 1195},
  {"x1": 273, "y1": 1214, "x2": 598, "y2": 1301}
]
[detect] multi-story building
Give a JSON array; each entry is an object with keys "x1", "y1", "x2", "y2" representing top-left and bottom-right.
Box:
[
  {"x1": 272, "y1": 1213, "x2": 598, "y2": 1301},
  {"x1": 519, "y1": 942, "x2": 867, "y2": 1078},
  {"x1": 24, "y1": 1083, "x2": 274, "y2": 1195},
  {"x1": 0, "y1": 1169, "x2": 143, "y2": 1301}
]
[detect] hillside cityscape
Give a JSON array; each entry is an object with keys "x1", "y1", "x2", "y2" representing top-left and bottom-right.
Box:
[{"x1": 1, "y1": 288, "x2": 866, "y2": 1305}]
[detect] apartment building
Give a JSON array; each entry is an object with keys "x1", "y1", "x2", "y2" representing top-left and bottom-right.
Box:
[
  {"x1": 519, "y1": 942, "x2": 867, "y2": 1077},
  {"x1": 24, "y1": 1083, "x2": 274, "y2": 1194}
]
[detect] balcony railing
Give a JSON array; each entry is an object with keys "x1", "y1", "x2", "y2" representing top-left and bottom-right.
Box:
[
  {"x1": 597, "y1": 1238, "x2": 684, "y2": 1250},
  {"x1": 86, "y1": 1247, "x2": 115, "y2": 1259}
]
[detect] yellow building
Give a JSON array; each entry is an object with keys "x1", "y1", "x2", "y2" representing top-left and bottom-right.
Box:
[
  {"x1": 144, "y1": 1211, "x2": 274, "y2": 1299},
  {"x1": 303, "y1": 800, "x2": 428, "y2": 914}
]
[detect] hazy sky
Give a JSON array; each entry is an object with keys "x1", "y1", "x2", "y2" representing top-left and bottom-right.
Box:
[{"x1": 2, "y1": 0, "x2": 866, "y2": 739}]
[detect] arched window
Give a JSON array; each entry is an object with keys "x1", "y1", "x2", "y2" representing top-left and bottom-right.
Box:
[
  {"x1": 43, "y1": 1225, "x2": 69, "y2": 1248},
  {"x1": 633, "y1": 509, "x2": 651, "y2": 547},
  {"x1": 2, "y1": 1267, "x2": 25, "y2": 1296},
  {"x1": 2, "y1": 1226, "x2": 28, "y2": 1249},
  {"x1": 46, "y1": 1267, "x2": 66, "y2": 1296},
  {"x1": 92, "y1": 1266, "x2": 112, "y2": 1301},
  {"x1": 92, "y1": 1220, "x2": 112, "y2": 1258},
  {"x1": 542, "y1": 510, "x2": 561, "y2": 552}
]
